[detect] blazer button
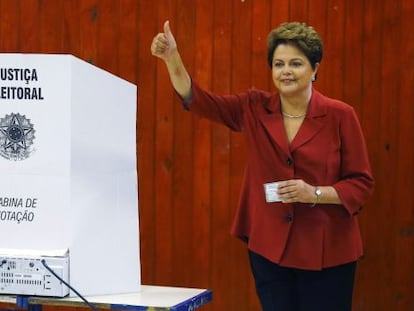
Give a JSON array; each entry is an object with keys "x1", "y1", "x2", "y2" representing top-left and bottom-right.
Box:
[
  {"x1": 285, "y1": 214, "x2": 293, "y2": 222},
  {"x1": 287, "y1": 158, "x2": 293, "y2": 166}
]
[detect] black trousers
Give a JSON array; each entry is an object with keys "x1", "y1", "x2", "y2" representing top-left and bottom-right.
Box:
[{"x1": 248, "y1": 250, "x2": 357, "y2": 311}]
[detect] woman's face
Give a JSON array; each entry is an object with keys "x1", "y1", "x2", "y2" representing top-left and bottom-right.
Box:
[{"x1": 271, "y1": 43, "x2": 318, "y2": 98}]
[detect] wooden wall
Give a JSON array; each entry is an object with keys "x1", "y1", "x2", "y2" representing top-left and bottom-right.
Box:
[{"x1": 0, "y1": 0, "x2": 413, "y2": 310}]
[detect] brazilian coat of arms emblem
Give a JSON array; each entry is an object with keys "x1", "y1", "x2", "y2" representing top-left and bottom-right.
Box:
[{"x1": 0, "y1": 113, "x2": 35, "y2": 161}]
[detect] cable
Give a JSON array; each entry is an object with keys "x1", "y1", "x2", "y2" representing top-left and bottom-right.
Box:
[{"x1": 40, "y1": 259, "x2": 99, "y2": 311}]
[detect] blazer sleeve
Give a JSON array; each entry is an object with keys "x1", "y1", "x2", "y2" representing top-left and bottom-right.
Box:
[
  {"x1": 180, "y1": 79, "x2": 246, "y2": 132},
  {"x1": 333, "y1": 106, "x2": 374, "y2": 215}
]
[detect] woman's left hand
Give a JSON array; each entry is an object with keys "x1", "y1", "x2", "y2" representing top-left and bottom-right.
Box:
[{"x1": 277, "y1": 179, "x2": 315, "y2": 204}]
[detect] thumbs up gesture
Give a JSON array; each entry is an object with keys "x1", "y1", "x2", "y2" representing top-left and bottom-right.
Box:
[
  {"x1": 151, "y1": 21, "x2": 177, "y2": 61},
  {"x1": 150, "y1": 20, "x2": 191, "y2": 99}
]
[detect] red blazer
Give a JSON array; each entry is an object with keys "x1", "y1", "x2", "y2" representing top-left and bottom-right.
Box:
[{"x1": 183, "y1": 80, "x2": 374, "y2": 270}]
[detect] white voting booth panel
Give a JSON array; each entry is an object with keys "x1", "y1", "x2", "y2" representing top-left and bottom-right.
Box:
[{"x1": 0, "y1": 54, "x2": 140, "y2": 296}]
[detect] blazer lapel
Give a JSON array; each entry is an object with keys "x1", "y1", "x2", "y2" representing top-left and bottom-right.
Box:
[
  {"x1": 289, "y1": 118, "x2": 324, "y2": 152},
  {"x1": 290, "y1": 90, "x2": 326, "y2": 152},
  {"x1": 259, "y1": 95, "x2": 291, "y2": 157}
]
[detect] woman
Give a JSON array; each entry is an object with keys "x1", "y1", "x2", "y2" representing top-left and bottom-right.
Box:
[{"x1": 151, "y1": 21, "x2": 374, "y2": 311}]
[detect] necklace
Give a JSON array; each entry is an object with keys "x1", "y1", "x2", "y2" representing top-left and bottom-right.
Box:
[{"x1": 282, "y1": 111, "x2": 306, "y2": 118}]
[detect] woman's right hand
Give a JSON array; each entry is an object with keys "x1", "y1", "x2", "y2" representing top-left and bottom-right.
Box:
[
  {"x1": 151, "y1": 20, "x2": 177, "y2": 61},
  {"x1": 150, "y1": 20, "x2": 192, "y2": 100}
]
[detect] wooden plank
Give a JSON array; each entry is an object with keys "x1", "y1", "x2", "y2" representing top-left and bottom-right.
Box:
[
  {"x1": 38, "y1": 0, "x2": 64, "y2": 52},
  {"x1": 153, "y1": 0, "x2": 176, "y2": 285},
  {"x1": 0, "y1": 0, "x2": 19, "y2": 51},
  {"x1": 322, "y1": 0, "x2": 345, "y2": 99},
  {"x1": 171, "y1": 0, "x2": 196, "y2": 287},
  {"x1": 289, "y1": 0, "x2": 309, "y2": 22},
  {"x1": 251, "y1": 0, "x2": 272, "y2": 91},
  {"x1": 191, "y1": 0, "x2": 214, "y2": 289},
  {"x1": 118, "y1": 0, "x2": 138, "y2": 84},
  {"x1": 96, "y1": 0, "x2": 119, "y2": 74},
  {"x1": 373, "y1": 2, "x2": 400, "y2": 310},
  {"x1": 367, "y1": 0, "x2": 399, "y2": 310},
  {"x1": 269, "y1": 0, "x2": 289, "y2": 31},
  {"x1": 356, "y1": 1, "x2": 386, "y2": 310},
  {"x1": 136, "y1": 0, "x2": 157, "y2": 286},
  {"x1": 229, "y1": 1, "x2": 252, "y2": 311},
  {"x1": 209, "y1": 0, "x2": 233, "y2": 309},
  {"x1": 62, "y1": 0, "x2": 81, "y2": 56},
  {"x1": 307, "y1": 0, "x2": 328, "y2": 93},
  {"x1": 341, "y1": 0, "x2": 364, "y2": 114},
  {"x1": 19, "y1": 0, "x2": 40, "y2": 52},
  {"x1": 340, "y1": 1, "x2": 379, "y2": 311},
  {"x1": 393, "y1": 0, "x2": 414, "y2": 310},
  {"x1": 79, "y1": 0, "x2": 99, "y2": 64}
]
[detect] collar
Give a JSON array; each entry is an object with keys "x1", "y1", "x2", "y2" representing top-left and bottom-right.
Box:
[{"x1": 260, "y1": 89, "x2": 327, "y2": 156}]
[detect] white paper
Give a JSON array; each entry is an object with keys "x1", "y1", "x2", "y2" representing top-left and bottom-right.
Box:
[{"x1": 264, "y1": 182, "x2": 282, "y2": 202}]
